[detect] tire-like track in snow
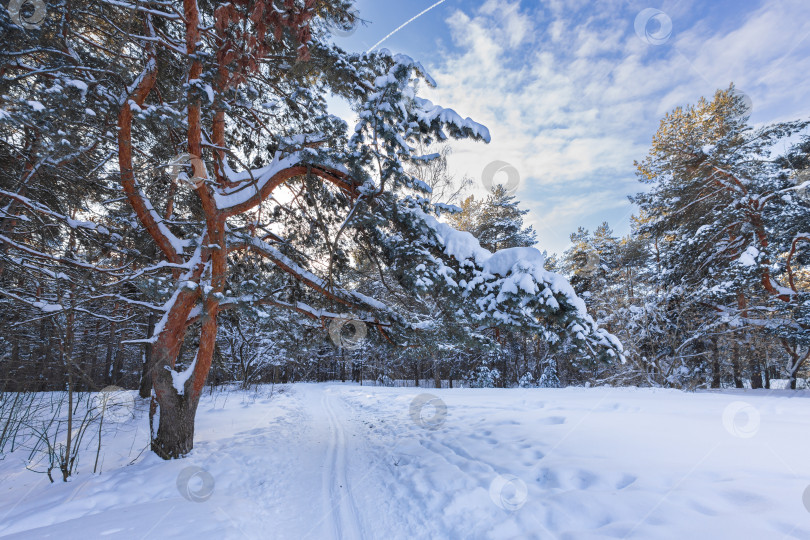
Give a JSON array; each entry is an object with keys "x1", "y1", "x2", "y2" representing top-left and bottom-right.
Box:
[{"x1": 320, "y1": 390, "x2": 363, "y2": 539}]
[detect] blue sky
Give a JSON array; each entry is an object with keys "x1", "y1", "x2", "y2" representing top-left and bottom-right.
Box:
[{"x1": 331, "y1": 0, "x2": 810, "y2": 255}]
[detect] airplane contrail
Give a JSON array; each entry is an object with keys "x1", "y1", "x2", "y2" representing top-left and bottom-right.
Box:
[{"x1": 366, "y1": 0, "x2": 450, "y2": 53}]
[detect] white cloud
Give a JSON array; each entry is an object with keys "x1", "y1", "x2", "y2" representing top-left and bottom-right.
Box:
[{"x1": 423, "y1": 0, "x2": 810, "y2": 253}]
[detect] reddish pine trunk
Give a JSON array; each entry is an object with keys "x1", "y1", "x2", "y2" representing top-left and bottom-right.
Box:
[
  {"x1": 119, "y1": 0, "x2": 324, "y2": 459},
  {"x1": 151, "y1": 336, "x2": 213, "y2": 458},
  {"x1": 151, "y1": 384, "x2": 199, "y2": 458}
]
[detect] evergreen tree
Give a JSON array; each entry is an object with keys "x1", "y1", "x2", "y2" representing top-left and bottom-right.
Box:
[
  {"x1": 449, "y1": 185, "x2": 537, "y2": 252},
  {"x1": 538, "y1": 360, "x2": 560, "y2": 388},
  {"x1": 631, "y1": 84, "x2": 809, "y2": 388}
]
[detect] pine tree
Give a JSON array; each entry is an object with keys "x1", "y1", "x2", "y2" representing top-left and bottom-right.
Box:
[
  {"x1": 631, "y1": 84, "x2": 810, "y2": 388},
  {"x1": 449, "y1": 185, "x2": 537, "y2": 252},
  {"x1": 538, "y1": 360, "x2": 560, "y2": 388}
]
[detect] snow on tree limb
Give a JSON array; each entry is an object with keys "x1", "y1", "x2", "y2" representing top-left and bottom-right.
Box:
[{"x1": 408, "y1": 206, "x2": 624, "y2": 359}]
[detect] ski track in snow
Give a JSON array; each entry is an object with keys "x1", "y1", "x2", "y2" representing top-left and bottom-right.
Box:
[{"x1": 319, "y1": 388, "x2": 363, "y2": 539}]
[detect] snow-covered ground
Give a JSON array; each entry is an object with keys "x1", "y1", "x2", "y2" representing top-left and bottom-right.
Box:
[{"x1": 1, "y1": 384, "x2": 809, "y2": 539}]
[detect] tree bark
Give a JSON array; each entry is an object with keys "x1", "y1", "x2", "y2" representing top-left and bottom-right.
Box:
[
  {"x1": 139, "y1": 313, "x2": 157, "y2": 398},
  {"x1": 763, "y1": 349, "x2": 771, "y2": 389},
  {"x1": 89, "y1": 321, "x2": 101, "y2": 386},
  {"x1": 731, "y1": 340, "x2": 743, "y2": 389},
  {"x1": 710, "y1": 336, "x2": 721, "y2": 389},
  {"x1": 750, "y1": 355, "x2": 763, "y2": 389},
  {"x1": 151, "y1": 388, "x2": 199, "y2": 459},
  {"x1": 104, "y1": 318, "x2": 116, "y2": 385},
  {"x1": 151, "y1": 313, "x2": 215, "y2": 458},
  {"x1": 148, "y1": 279, "x2": 207, "y2": 457}
]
